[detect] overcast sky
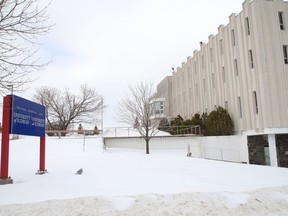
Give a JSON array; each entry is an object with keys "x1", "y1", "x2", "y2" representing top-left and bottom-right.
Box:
[{"x1": 22, "y1": 0, "x2": 244, "y2": 128}]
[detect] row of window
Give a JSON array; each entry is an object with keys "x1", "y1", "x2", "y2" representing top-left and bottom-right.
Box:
[
  {"x1": 197, "y1": 91, "x2": 259, "y2": 120},
  {"x1": 237, "y1": 91, "x2": 258, "y2": 119},
  {"x1": 201, "y1": 12, "x2": 286, "y2": 70},
  {"x1": 234, "y1": 11, "x2": 284, "y2": 46},
  {"x1": 183, "y1": 43, "x2": 287, "y2": 100},
  {"x1": 196, "y1": 44, "x2": 287, "y2": 88}
]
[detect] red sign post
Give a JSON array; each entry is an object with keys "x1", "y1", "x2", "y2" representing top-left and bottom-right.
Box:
[
  {"x1": 0, "y1": 95, "x2": 47, "y2": 185},
  {"x1": 39, "y1": 137, "x2": 46, "y2": 173},
  {"x1": 0, "y1": 96, "x2": 12, "y2": 184}
]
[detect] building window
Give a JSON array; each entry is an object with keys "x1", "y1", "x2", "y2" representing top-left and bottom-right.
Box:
[
  {"x1": 203, "y1": 79, "x2": 206, "y2": 93},
  {"x1": 196, "y1": 83, "x2": 199, "y2": 97},
  {"x1": 249, "y1": 49, "x2": 254, "y2": 68},
  {"x1": 231, "y1": 29, "x2": 236, "y2": 46},
  {"x1": 210, "y1": 48, "x2": 213, "y2": 62},
  {"x1": 194, "y1": 61, "x2": 197, "y2": 74},
  {"x1": 234, "y1": 59, "x2": 239, "y2": 76},
  {"x1": 222, "y1": 67, "x2": 226, "y2": 83},
  {"x1": 212, "y1": 73, "x2": 215, "y2": 89},
  {"x1": 283, "y1": 45, "x2": 288, "y2": 64},
  {"x1": 253, "y1": 91, "x2": 259, "y2": 115},
  {"x1": 220, "y1": 39, "x2": 223, "y2": 55},
  {"x1": 279, "y1": 12, "x2": 285, "y2": 30},
  {"x1": 225, "y1": 101, "x2": 228, "y2": 111},
  {"x1": 237, "y1": 96, "x2": 242, "y2": 118},
  {"x1": 245, "y1": 17, "x2": 250, "y2": 35},
  {"x1": 152, "y1": 100, "x2": 164, "y2": 115},
  {"x1": 202, "y1": 55, "x2": 205, "y2": 69}
]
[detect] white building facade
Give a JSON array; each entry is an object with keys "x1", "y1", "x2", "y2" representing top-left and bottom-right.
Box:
[{"x1": 156, "y1": 0, "x2": 288, "y2": 167}]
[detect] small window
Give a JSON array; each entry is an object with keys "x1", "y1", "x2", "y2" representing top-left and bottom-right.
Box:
[
  {"x1": 234, "y1": 59, "x2": 239, "y2": 76},
  {"x1": 210, "y1": 48, "x2": 213, "y2": 62},
  {"x1": 225, "y1": 101, "x2": 228, "y2": 111},
  {"x1": 212, "y1": 73, "x2": 215, "y2": 88},
  {"x1": 203, "y1": 79, "x2": 206, "y2": 93},
  {"x1": 253, "y1": 91, "x2": 259, "y2": 114},
  {"x1": 222, "y1": 67, "x2": 226, "y2": 83},
  {"x1": 283, "y1": 45, "x2": 288, "y2": 64},
  {"x1": 220, "y1": 39, "x2": 223, "y2": 55},
  {"x1": 249, "y1": 50, "x2": 254, "y2": 68},
  {"x1": 231, "y1": 29, "x2": 236, "y2": 46},
  {"x1": 238, "y1": 96, "x2": 242, "y2": 118},
  {"x1": 202, "y1": 55, "x2": 205, "y2": 69},
  {"x1": 279, "y1": 12, "x2": 285, "y2": 30},
  {"x1": 245, "y1": 17, "x2": 250, "y2": 35}
]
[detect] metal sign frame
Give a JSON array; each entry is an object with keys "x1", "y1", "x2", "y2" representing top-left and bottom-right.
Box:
[{"x1": 0, "y1": 95, "x2": 47, "y2": 185}]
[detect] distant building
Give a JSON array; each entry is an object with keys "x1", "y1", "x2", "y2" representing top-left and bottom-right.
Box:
[{"x1": 155, "y1": 0, "x2": 288, "y2": 167}]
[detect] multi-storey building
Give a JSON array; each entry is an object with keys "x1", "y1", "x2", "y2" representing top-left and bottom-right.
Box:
[{"x1": 156, "y1": 0, "x2": 288, "y2": 167}]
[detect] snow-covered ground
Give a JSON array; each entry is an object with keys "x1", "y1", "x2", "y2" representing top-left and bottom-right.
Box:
[{"x1": 0, "y1": 136, "x2": 288, "y2": 215}]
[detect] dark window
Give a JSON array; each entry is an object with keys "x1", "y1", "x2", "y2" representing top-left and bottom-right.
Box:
[
  {"x1": 231, "y1": 29, "x2": 236, "y2": 46},
  {"x1": 253, "y1": 91, "x2": 259, "y2": 114},
  {"x1": 245, "y1": 17, "x2": 250, "y2": 35},
  {"x1": 283, "y1": 45, "x2": 288, "y2": 64},
  {"x1": 234, "y1": 59, "x2": 239, "y2": 76},
  {"x1": 279, "y1": 12, "x2": 285, "y2": 30},
  {"x1": 249, "y1": 50, "x2": 254, "y2": 68}
]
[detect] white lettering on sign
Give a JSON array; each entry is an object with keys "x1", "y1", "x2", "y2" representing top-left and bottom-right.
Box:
[
  {"x1": 14, "y1": 112, "x2": 31, "y2": 121},
  {"x1": 14, "y1": 118, "x2": 30, "y2": 125},
  {"x1": 13, "y1": 112, "x2": 45, "y2": 128},
  {"x1": 31, "y1": 117, "x2": 45, "y2": 128}
]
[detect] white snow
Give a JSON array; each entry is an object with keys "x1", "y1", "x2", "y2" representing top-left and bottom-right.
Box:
[{"x1": 0, "y1": 135, "x2": 288, "y2": 215}]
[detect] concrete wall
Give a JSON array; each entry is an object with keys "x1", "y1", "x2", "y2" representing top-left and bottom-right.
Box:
[{"x1": 104, "y1": 135, "x2": 248, "y2": 163}]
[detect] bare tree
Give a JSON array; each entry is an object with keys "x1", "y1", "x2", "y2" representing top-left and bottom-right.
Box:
[
  {"x1": 33, "y1": 85, "x2": 104, "y2": 133},
  {"x1": 0, "y1": 0, "x2": 52, "y2": 95},
  {"x1": 118, "y1": 81, "x2": 159, "y2": 154}
]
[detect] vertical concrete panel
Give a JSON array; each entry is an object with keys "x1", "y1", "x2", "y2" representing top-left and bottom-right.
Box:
[{"x1": 268, "y1": 134, "x2": 278, "y2": 167}]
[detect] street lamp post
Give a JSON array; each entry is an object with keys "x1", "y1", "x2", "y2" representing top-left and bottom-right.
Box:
[
  {"x1": 7, "y1": 85, "x2": 13, "y2": 95},
  {"x1": 101, "y1": 97, "x2": 103, "y2": 135}
]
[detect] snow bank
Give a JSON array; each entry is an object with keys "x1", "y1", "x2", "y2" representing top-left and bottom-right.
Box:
[{"x1": 1, "y1": 187, "x2": 288, "y2": 216}]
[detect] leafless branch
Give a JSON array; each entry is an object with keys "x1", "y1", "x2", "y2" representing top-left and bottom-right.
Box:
[
  {"x1": 33, "y1": 85, "x2": 105, "y2": 132},
  {"x1": 0, "y1": 0, "x2": 53, "y2": 95}
]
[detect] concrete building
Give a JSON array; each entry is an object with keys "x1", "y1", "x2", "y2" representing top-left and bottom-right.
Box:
[{"x1": 155, "y1": 0, "x2": 288, "y2": 167}]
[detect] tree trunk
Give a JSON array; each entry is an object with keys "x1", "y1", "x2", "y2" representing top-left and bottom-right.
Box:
[{"x1": 145, "y1": 139, "x2": 150, "y2": 154}]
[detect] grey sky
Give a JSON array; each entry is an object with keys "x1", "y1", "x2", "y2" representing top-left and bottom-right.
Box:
[{"x1": 22, "y1": 0, "x2": 244, "y2": 127}]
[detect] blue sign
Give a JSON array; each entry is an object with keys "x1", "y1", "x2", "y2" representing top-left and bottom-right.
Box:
[{"x1": 11, "y1": 95, "x2": 46, "y2": 137}]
